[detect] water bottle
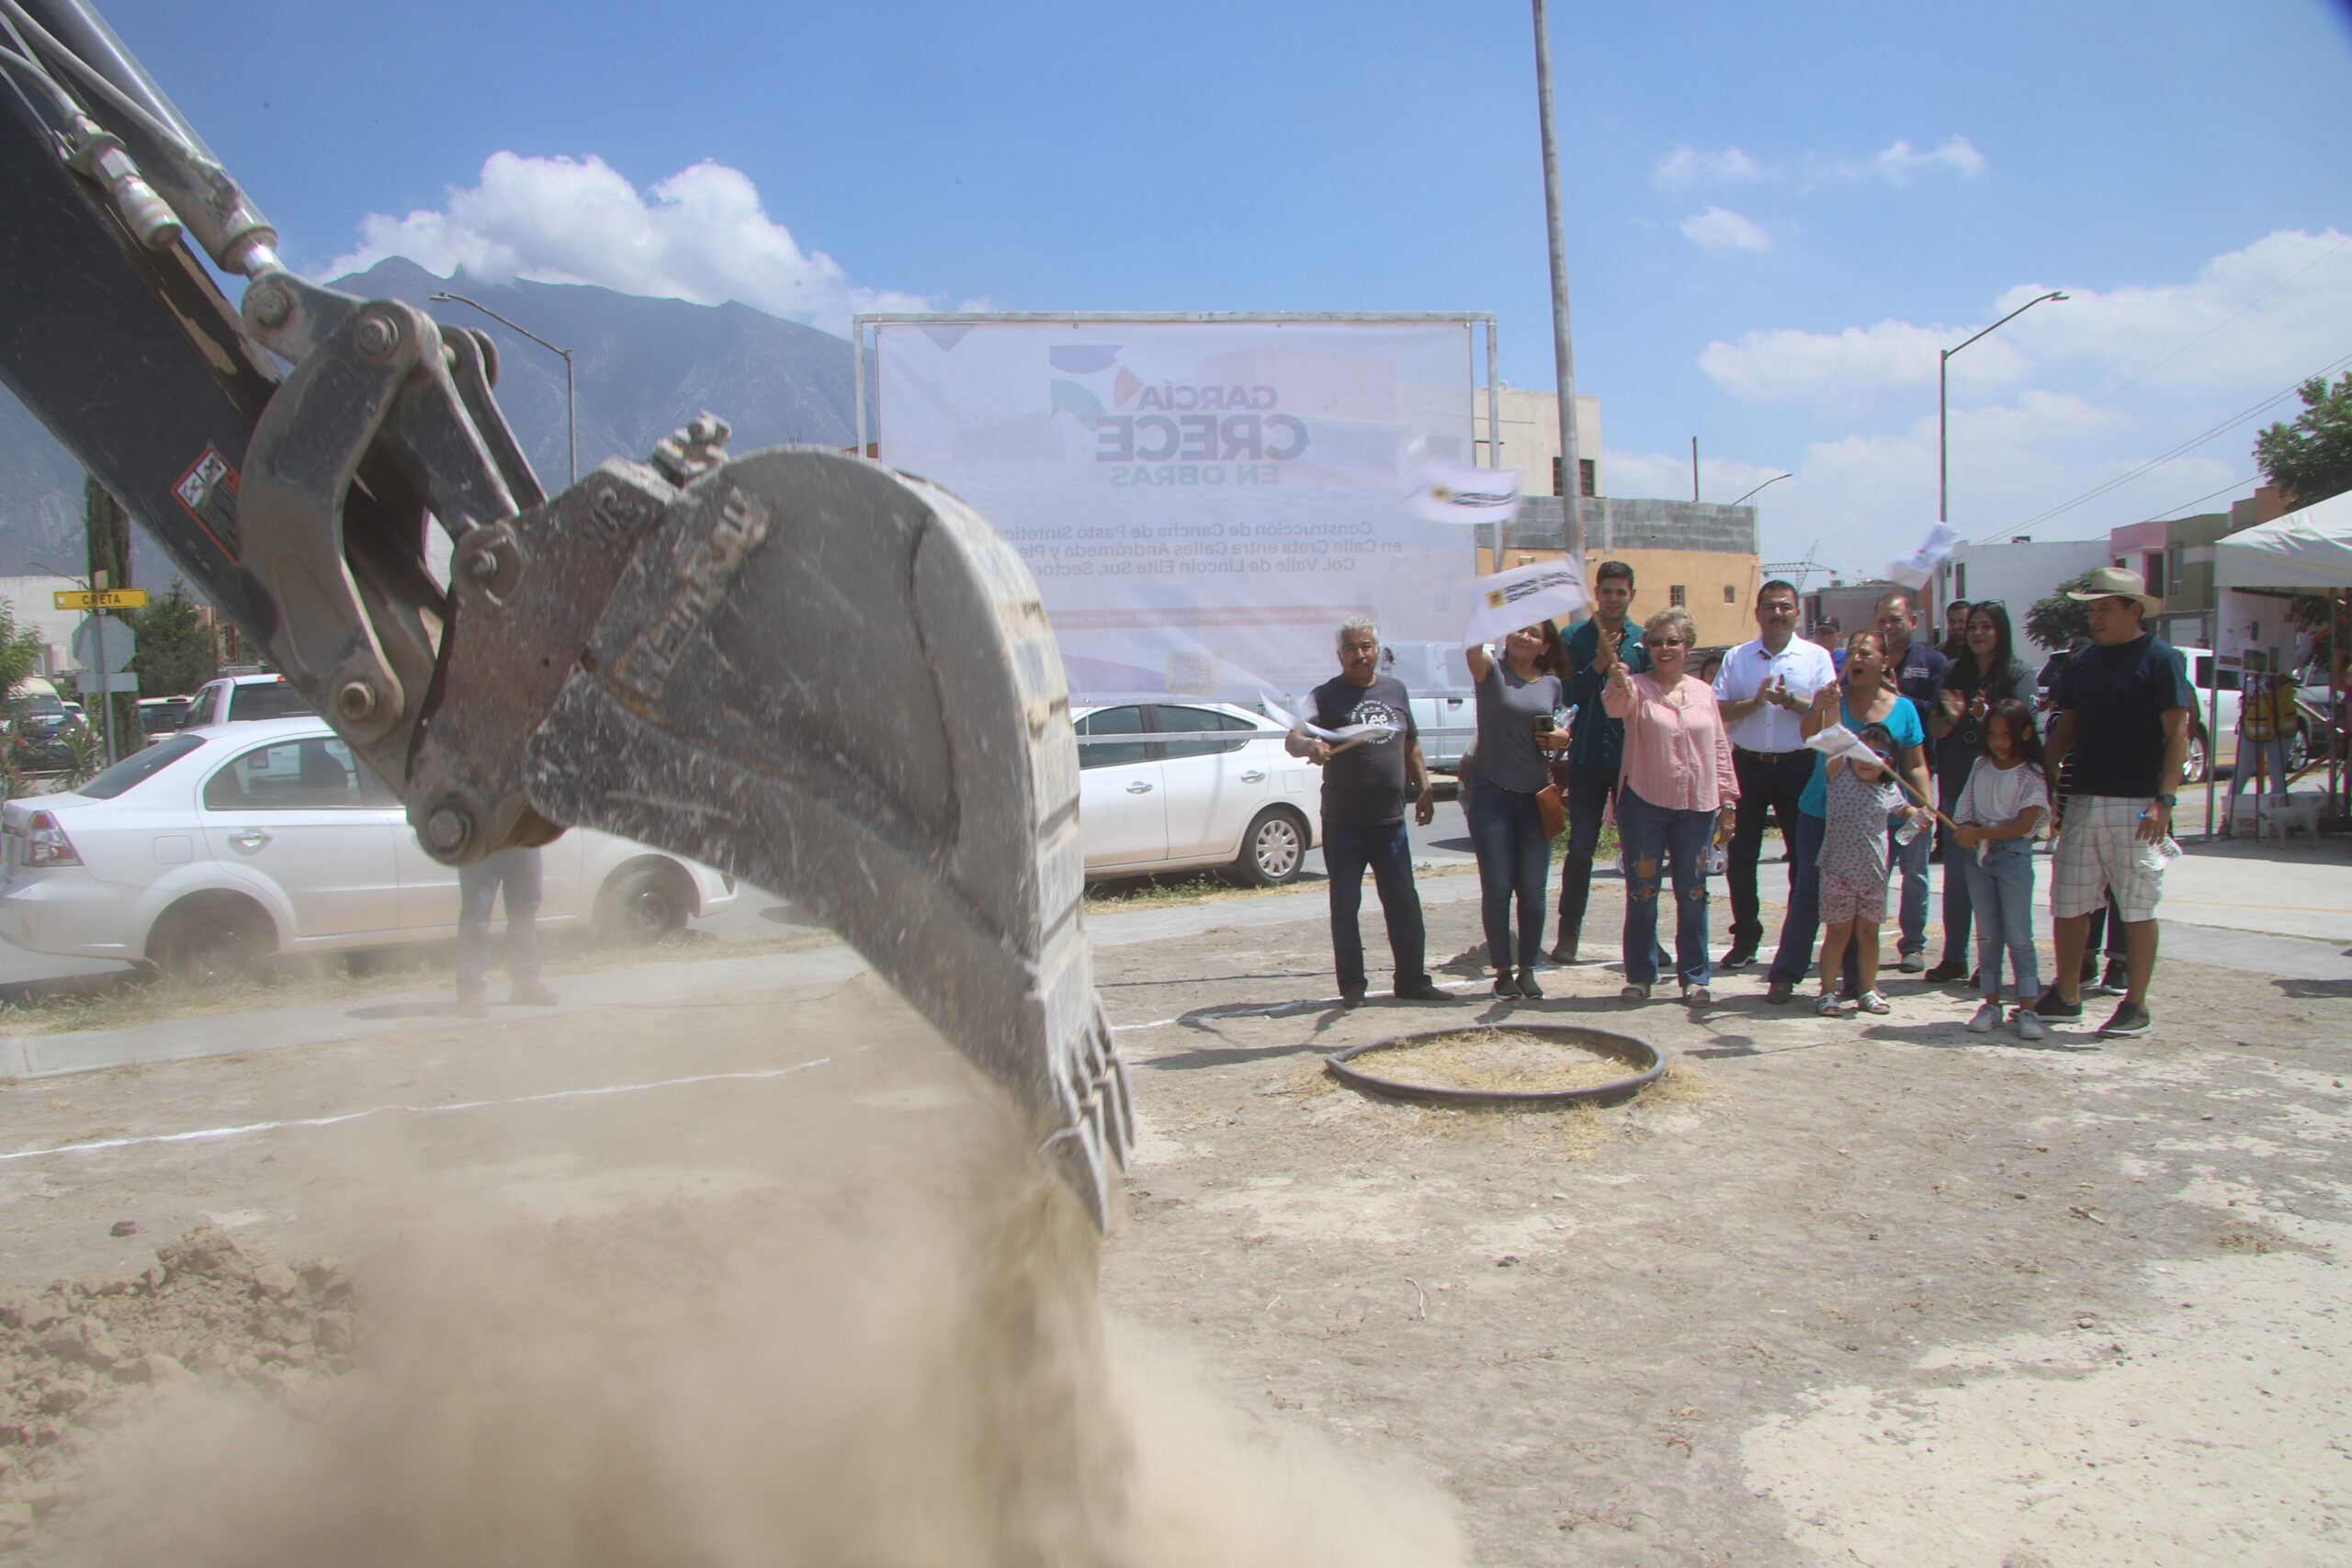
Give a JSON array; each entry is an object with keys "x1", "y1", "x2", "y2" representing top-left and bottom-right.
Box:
[{"x1": 1892, "y1": 814, "x2": 1924, "y2": 847}]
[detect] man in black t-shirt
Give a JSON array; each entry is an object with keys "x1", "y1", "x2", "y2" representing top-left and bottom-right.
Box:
[
  {"x1": 1290, "y1": 617, "x2": 1448, "y2": 1006},
  {"x1": 2040, "y1": 568, "x2": 2194, "y2": 1040}
]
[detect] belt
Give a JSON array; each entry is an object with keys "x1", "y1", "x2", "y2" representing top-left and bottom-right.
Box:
[{"x1": 1735, "y1": 746, "x2": 1805, "y2": 759}]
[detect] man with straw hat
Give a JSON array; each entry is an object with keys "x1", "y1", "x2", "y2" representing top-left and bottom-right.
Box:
[{"x1": 2037, "y1": 567, "x2": 2194, "y2": 1039}]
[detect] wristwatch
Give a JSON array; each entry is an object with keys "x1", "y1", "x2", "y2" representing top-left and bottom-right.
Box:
[{"x1": 2155, "y1": 793, "x2": 2177, "y2": 807}]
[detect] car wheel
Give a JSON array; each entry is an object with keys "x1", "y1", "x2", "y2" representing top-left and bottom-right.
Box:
[
  {"x1": 1232, "y1": 807, "x2": 1307, "y2": 887},
  {"x1": 145, "y1": 895, "x2": 274, "y2": 985},
  {"x1": 2182, "y1": 729, "x2": 2208, "y2": 785},
  {"x1": 598, "y1": 861, "x2": 692, "y2": 945},
  {"x1": 2287, "y1": 730, "x2": 2310, "y2": 775}
]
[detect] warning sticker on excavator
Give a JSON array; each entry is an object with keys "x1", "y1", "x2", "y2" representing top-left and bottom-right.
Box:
[{"x1": 173, "y1": 446, "x2": 241, "y2": 554}]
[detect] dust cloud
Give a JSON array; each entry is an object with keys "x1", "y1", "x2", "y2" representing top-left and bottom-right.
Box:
[{"x1": 31, "y1": 1066, "x2": 1464, "y2": 1567}]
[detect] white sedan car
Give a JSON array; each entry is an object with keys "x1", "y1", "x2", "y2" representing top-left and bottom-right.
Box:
[
  {"x1": 0, "y1": 716, "x2": 737, "y2": 980},
  {"x1": 1072, "y1": 701, "x2": 1318, "y2": 884}
]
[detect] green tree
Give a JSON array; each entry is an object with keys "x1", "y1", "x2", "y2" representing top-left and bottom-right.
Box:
[
  {"x1": 127, "y1": 581, "x2": 218, "y2": 697},
  {"x1": 83, "y1": 474, "x2": 140, "y2": 750},
  {"x1": 2254, "y1": 372, "x2": 2352, "y2": 510},
  {"x1": 2024, "y1": 571, "x2": 2098, "y2": 652},
  {"x1": 0, "y1": 599, "x2": 53, "y2": 800}
]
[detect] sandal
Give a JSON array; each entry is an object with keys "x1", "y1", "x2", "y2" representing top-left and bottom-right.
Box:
[
  {"x1": 1815, "y1": 991, "x2": 1844, "y2": 1017},
  {"x1": 1857, "y1": 990, "x2": 1891, "y2": 1015}
]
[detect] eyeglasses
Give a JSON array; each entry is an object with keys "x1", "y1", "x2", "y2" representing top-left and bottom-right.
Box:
[{"x1": 1641, "y1": 637, "x2": 1686, "y2": 649}]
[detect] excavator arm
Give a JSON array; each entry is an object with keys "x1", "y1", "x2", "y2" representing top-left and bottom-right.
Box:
[{"x1": 0, "y1": 0, "x2": 1129, "y2": 1222}]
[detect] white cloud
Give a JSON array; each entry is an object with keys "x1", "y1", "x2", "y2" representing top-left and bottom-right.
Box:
[
  {"x1": 1679, "y1": 206, "x2": 1774, "y2": 256},
  {"x1": 1700, "y1": 318, "x2": 2027, "y2": 400},
  {"x1": 1653, "y1": 145, "x2": 1767, "y2": 189},
  {"x1": 1603, "y1": 447, "x2": 1783, "y2": 506},
  {"x1": 1845, "y1": 135, "x2": 1986, "y2": 184},
  {"x1": 324, "y1": 152, "x2": 929, "y2": 333}
]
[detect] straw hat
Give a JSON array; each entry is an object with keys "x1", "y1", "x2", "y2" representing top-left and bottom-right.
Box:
[{"x1": 2064, "y1": 566, "x2": 2163, "y2": 617}]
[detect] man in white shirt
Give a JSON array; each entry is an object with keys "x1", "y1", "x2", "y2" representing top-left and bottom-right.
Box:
[{"x1": 1712, "y1": 579, "x2": 1838, "y2": 969}]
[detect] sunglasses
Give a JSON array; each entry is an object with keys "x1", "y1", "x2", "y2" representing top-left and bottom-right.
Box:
[{"x1": 1641, "y1": 637, "x2": 1686, "y2": 649}]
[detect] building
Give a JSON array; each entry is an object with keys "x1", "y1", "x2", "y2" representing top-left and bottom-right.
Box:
[
  {"x1": 1483, "y1": 496, "x2": 1760, "y2": 648},
  {"x1": 1474, "y1": 385, "x2": 1602, "y2": 500},
  {"x1": 0, "y1": 574, "x2": 96, "y2": 681},
  {"x1": 1934, "y1": 538, "x2": 2111, "y2": 646}
]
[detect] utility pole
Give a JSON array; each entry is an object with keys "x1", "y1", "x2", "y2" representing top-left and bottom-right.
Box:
[
  {"x1": 82, "y1": 474, "x2": 134, "y2": 762},
  {"x1": 1691, "y1": 437, "x2": 1700, "y2": 502},
  {"x1": 1532, "y1": 0, "x2": 1582, "y2": 562}
]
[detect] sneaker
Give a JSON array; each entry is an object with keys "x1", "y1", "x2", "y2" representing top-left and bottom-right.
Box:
[
  {"x1": 509, "y1": 979, "x2": 560, "y2": 1007},
  {"x1": 455, "y1": 991, "x2": 488, "y2": 1019},
  {"x1": 1719, "y1": 944, "x2": 1758, "y2": 971},
  {"x1": 1857, "y1": 990, "x2": 1892, "y2": 1015},
  {"x1": 1683, "y1": 985, "x2": 1713, "y2": 1007},
  {"x1": 2078, "y1": 953, "x2": 2099, "y2": 984},
  {"x1": 1340, "y1": 987, "x2": 1368, "y2": 1010},
  {"x1": 1965, "y1": 999, "x2": 2003, "y2": 1033},
  {"x1": 1924, "y1": 957, "x2": 1971, "y2": 983},
  {"x1": 2012, "y1": 1008, "x2": 2048, "y2": 1042},
  {"x1": 1815, "y1": 991, "x2": 1844, "y2": 1017},
  {"x1": 2032, "y1": 987, "x2": 2083, "y2": 1021},
  {"x1": 1619, "y1": 984, "x2": 1650, "y2": 1003},
  {"x1": 1492, "y1": 973, "x2": 1521, "y2": 999},
  {"x1": 1767, "y1": 980, "x2": 1793, "y2": 1005},
  {"x1": 1515, "y1": 969, "x2": 1545, "y2": 999},
  {"x1": 1393, "y1": 978, "x2": 1453, "y2": 1002},
  {"x1": 1548, "y1": 938, "x2": 1579, "y2": 965},
  {"x1": 2099, "y1": 959, "x2": 2131, "y2": 997},
  {"x1": 1896, "y1": 953, "x2": 1926, "y2": 975},
  {"x1": 2098, "y1": 1001, "x2": 2153, "y2": 1039}
]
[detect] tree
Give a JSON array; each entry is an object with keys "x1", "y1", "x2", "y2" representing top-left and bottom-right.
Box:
[
  {"x1": 128, "y1": 581, "x2": 218, "y2": 697},
  {"x1": 2254, "y1": 372, "x2": 2352, "y2": 510},
  {"x1": 83, "y1": 474, "x2": 139, "y2": 752},
  {"x1": 2024, "y1": 572, "x2": 2098, "y2": 652}
]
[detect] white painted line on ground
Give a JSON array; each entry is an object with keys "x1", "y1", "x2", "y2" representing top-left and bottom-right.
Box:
[{"x1": 0, "y1": 1057, "x2": 835, "y2": 1165}]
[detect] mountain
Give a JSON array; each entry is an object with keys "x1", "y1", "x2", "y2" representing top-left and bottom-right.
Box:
[{"x1": 0, "y1": 257, "x2": 860, "y2": 584}]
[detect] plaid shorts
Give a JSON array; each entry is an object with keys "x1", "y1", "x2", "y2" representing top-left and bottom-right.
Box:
[
  {"x1": 2052, "y1": 795, "x2": 2165, "y2": 923},
  {"x1": 1820, "y1": 869, "x2": 1889, "y2": 926}
]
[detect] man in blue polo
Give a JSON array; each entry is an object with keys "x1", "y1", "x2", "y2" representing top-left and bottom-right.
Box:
[
  {"x1": 1552, "y1": 558, "x2": 1648, "y2": 964},
  {"x1": 1869, "y1": 588, "x2": 1951, "y2": 974}
]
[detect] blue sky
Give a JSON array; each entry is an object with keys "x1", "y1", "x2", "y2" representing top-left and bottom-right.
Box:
[{"x1": 99, "y1": 0, "x2": 2352, "y2": 575}]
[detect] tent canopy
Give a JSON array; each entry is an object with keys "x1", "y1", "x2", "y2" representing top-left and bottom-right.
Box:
[{"x1": 2216, "y1": 488, "x2": 2352, "y2": 592}]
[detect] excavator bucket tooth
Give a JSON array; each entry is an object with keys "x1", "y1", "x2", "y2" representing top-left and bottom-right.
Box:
[{"x1": 519, "y1": 448, "x2": 1131, "y2": 1224}]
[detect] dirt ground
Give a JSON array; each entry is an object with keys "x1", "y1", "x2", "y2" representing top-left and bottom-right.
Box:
[{"x1": 0, "y1": 883, "x2": 2346, "y2": 1564}]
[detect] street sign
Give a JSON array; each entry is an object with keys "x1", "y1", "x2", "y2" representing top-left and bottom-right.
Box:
[
  {"x1": 51, "y1": 589, "x2": 148, "y2": 610},
  {"x1": 71, "y1": 615, "x2": 136, "y2": 672},
  {"x1": 73, "y1": 671, "x2": 139, "y2": 694}
]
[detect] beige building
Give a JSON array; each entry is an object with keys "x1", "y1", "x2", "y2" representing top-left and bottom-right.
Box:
[
  {"x1": 1475, "y1": 385, "x2": 1602, "y2": 499},
  {"x1": 1476, "y1": 497, "x2": 1761, "y2": 649}
]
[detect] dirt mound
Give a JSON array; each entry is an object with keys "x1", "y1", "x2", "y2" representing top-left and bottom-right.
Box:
[{"x1": 0, "y1": 1225, "x2": 356, "y2": 1552}]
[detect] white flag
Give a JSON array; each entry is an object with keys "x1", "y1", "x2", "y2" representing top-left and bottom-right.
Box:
[
  {"x1": 1804, "y1": 723, "x2": 1885, "y2": 770},
  {"x1": 1260, "y1": 692, "x2": 1400, "y2": 751},
  {"x1": 1883, "y1": 523, "x2": 1959, "y2": 590},
  {"x1": 1461, "y1": 557, "x2": 1589, "y2": 649},
  {"x1": 1409, "y1": 457, "x2": 1524, "y2": 525}
]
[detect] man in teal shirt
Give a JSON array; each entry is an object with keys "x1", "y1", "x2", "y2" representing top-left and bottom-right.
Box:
[{"x1": 1552, "y1": 558, "x2": 1650, "y2": 963}]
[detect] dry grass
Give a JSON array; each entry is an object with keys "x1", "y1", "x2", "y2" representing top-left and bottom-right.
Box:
[{"x1": 1345, "y1": 1028, "x2": 1641, "y2": 1095}]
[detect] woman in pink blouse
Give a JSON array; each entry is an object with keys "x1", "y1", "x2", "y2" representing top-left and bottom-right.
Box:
[{"x1": 1602, "y1": 607, "x2": 1739, "y2": 1005}]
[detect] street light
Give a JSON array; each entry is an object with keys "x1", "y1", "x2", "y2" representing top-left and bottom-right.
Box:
[
  {"x1": 1531, "y1": 0, "x2": 1582, "y2": 561},
  {"x1": 1728, "y1": 473, "x2": 1792, "y2": 509},
  {"x1": 1939, "y1": 290, "x2": 2066, "y2": 528},
  {"x1": 428, "y1": 292, "x2": 577, "y2": 487}
]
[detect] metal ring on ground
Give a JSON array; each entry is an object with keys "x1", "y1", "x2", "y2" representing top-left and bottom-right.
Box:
[{"x1": 1326, "y1": 1024, "x2": 1666, "y2": 1109}]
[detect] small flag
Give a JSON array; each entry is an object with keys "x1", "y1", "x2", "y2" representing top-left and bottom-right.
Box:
[
  {"x1": 1260, "y1": 692, "x2": 1400, "y2": 751},
  {"x1": 1409, "y1": 457, "x2": 1524, "y2": 525},
  {"x1": 1883, "y1": 523, "x2": 1959, "y2": 590},
  {"x1": 1804, "y1": 723, "x2": 1886, "y2": 770},
  {"x1": 1461, "y1": 557, "x2": 1589, "y2": 649}
]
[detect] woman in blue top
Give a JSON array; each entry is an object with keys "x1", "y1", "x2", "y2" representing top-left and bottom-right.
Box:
[
  {"x1": 1463, "y1": 622, "x2": 1569, "y2": 998},
  {"x1": 1764, "y1": 628, "x2": 1935, "y2": 1003}
]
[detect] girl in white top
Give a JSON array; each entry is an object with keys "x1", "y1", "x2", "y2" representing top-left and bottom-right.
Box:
[{"x1": 1951, "y1": 697, "x2": 2052, "y2": 1039}]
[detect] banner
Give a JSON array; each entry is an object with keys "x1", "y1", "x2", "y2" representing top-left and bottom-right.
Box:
[
  {"x1": 1409, "y1": 455, "x2": 1522, "y2": 525},
  {"x1": 876, "y1": 320, "x2": 1483, "y2": 702},
  {"x1": 1883, "y1": 523, "x2": 1959, "y2": 590}
]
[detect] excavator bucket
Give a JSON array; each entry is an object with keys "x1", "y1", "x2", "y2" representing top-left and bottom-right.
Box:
[{"x1": 517, "y1": 448, "x2": 1133, "y2": 1224}]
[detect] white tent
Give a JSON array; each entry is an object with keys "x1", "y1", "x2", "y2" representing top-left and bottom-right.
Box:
[{"x1": 2215, "y1": 488, "x2": 2352, "y2": 592}]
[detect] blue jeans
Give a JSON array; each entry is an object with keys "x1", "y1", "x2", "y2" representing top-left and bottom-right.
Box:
[
  {"x1": 1322, "y1": 819, "x2": 1428, "y2": 994},
  {"x1": 1767, "y1": 811, "x2": 1827, "y2": 986},
  {"x1": 1893, "y1": 812, "x2": 1930, "y2": 956},
  {"x1": 1464, "y1": 775, "x2": 1549, "y2": 972},
  {"x1": 1616, "y1": 784, "x2": 1714, "y2": 989},
  {"x1": 1937, "y1": 772, "x2": 1972, "y2": 961},
  {"x1": 457, "y1": 846, "x2": 543, "y2": 992},
  {"x1": 1553, "y1": 761, "x2": 1621, "y2": 948},
  {"x1": 1959, "y1": 838, "x2": 2039, "y2": 1002}
]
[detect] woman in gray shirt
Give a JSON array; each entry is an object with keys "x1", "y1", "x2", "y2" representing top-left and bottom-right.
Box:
[{"x1": 1464, "y1": 622, "x2": 1569, "y2": 997}]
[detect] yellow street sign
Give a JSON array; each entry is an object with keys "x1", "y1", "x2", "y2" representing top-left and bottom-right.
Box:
[{"x1": 51, "y1": 589, "x2": 148, "y2": 610}]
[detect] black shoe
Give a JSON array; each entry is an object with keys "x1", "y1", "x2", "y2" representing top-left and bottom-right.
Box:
[
  {"x1": 1896, "y1": 952, "x2": 1927, "y2": 975},
  {"x1": 1767, "y1": 980, "x2": 1793, "y2": 1004},
  {"x1": 1719, "y1": 944, "x2": 1758, "y2": 971},
  {"x1": 1547, "y1": 938, "x2": 1578, "y2": 965},
  {"x1": 2078, "y1": 953, "x2": 2099, "y2": 984},
  {"x1": 1923, "y1": 958, "x2": 1970, "y2": 983},
  {"x1": 1340, "y1": 987, "x2": 1367, "y2": 1010},
  {"x1": 1393, "y1": 978, "x2": 1452, "y2": 1002},
  {"x1": 2032, "y1": 987, "x2": 2083, "y2": 1021},
  {"x1": 1491, "y1": 973, "x2": 1521, "y2": 999},
  {"x1": 2098, "y1": 1001, "x2": 2153, "y2": 1038},
  {"x1": 2100, "y1": 959, "x2": 2131, "y2": 996},
  {"x1": 1516, "y1": 969, "x2": 1544, "y2": 999}
]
